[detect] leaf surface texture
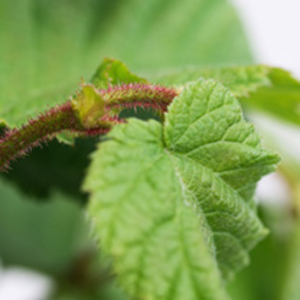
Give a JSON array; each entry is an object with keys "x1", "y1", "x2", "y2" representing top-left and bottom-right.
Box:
[{"x1": 84, "y1": 80, "x2": 279, "y2": 300}]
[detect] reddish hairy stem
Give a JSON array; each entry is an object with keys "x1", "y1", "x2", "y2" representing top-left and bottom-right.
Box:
[
  {"x1": 0, "y1": 84, "x2": 179, "y2": 171},
  {"x1": 103, "y1": 83, "x2": 178, "y2": 112},
  {"x1": 0, "y1": 102, "x2": 110, "y2": 171}
]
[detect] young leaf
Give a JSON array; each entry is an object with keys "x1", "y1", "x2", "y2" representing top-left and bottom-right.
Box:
[
  {"x1": 91, "y1": 58, "x2": 148, "y2": 89},
  {"x1": 84, "y1": 79, "x2": 279, "y2": 300},
  {"x1": 154, "y1": 65, "x2": 300, "y2": 127},
  {"x1": 56, "y1": 56, "x2": 147, "y2": 145}
]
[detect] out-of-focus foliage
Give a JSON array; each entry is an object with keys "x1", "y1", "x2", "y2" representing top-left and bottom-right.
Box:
[
  {"x1": 0, "y1": 178, "x2": 88, "y2": 275},
  {"x1": 153, "y1": 66, "x2": 300, "y2": 127},
  {"x1": 0, "y1": 0, "x2": 251, "y2": 128}
]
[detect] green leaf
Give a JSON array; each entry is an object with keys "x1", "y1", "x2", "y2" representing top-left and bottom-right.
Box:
[
  {"x1": 72, "y1": 84, "x2": 107, "y2": 128},
  {"x1": 241, "y1": 68, "x2": 300, "y2": 127},
  {"x1": 153, "y1": 65, "x2": 271, "y2": 97},
  {"x1": 84, "y1": 79, "x2": 279, "y2": 300},
  {"x1": 91, "y1": 58, "x2": 148, "y2": 89},
  {"x1": 0, "y1": 0, "x2": 251, "y2": 129},
  {"x1": 154, "y1": 65, "x2": 300, "y2": 127}
]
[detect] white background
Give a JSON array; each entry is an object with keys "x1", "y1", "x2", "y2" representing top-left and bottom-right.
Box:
[
  {"x1": 1, "y1": 1, "x2": 300, "y2": 299},
  {"x1": 232, "y1": 0, "x2": 300, "y2": 77}
]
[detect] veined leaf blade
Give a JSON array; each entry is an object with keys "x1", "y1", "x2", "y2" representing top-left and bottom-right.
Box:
[{"x1": 84, "y1": 80, "x2": 279, "y2": 299}]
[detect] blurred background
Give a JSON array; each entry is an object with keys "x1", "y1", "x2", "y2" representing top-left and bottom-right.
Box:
[{"x1": 0, "y1": 0, "x2": 300, "y2": 299}]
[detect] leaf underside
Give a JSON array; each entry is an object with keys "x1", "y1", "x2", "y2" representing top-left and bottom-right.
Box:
[{"x1": 84, "y1": 80, "x2": 279, "y2": 300}]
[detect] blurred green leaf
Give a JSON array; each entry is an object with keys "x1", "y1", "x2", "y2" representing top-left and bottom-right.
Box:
[
  {"x1": 0, "y1": 0, "x2": 251, "y2": 128},
  {"x1": 154, "y1": 66, "x2": 300, "y2": 127},
  {"x1": 242, "y1": 68, "x2": 300, "y2": 127},
  {"x1": 153, "y1": 65, "x2": 271, "y2": 96}
]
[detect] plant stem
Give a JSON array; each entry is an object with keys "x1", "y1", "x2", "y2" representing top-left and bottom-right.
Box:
[
  {"x1": 0, "y1": 102, "x2": 110, "y2": 171},
  {"x1": 103, "y1": 83, "x2": 178, "y2": 112},
  {"x1": 0, "y1": 84, "x2": 179, "y2": 171}
]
